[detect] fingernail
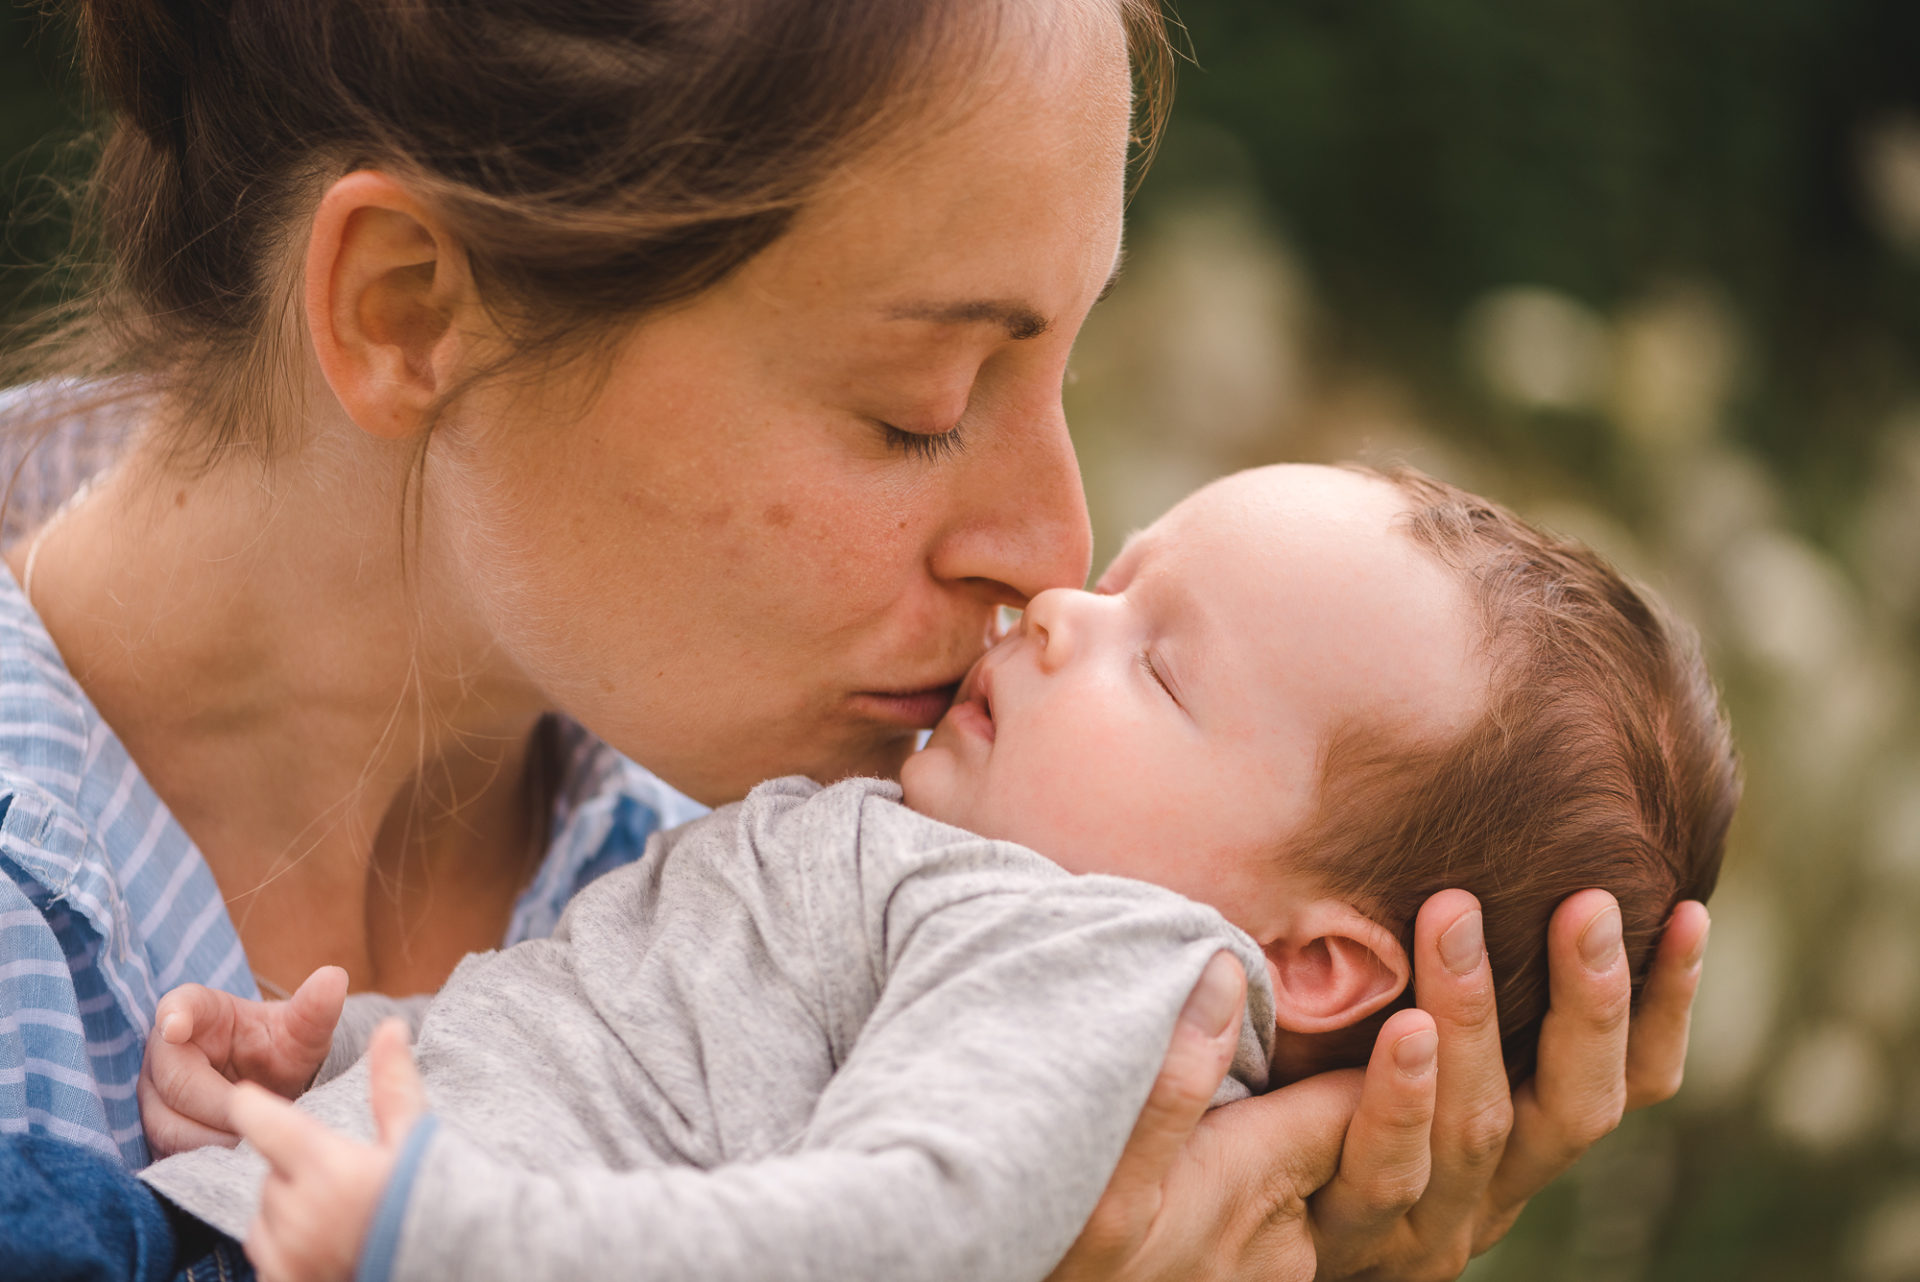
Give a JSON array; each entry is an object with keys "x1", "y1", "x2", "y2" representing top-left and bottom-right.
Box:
[
  {"x1": 1393, "y1": 1028, "x2": 1437, "y2": 1076},
  {"x1": 1178, "y1": 960, "x2": 1241, "y2": 1038},
  {"x1": 160, "y1": 1013, "x2": 181, "y2": 1043},
  {"x1": 1579, "y1": 905, "x2": 1624, "y2": 972},
  {"x1": 1686, "y1": 918, "x2": 1711, "y2": 970},
  {"x1": 1439, "y1": 911, "x2": 1484, "y2": 975}
]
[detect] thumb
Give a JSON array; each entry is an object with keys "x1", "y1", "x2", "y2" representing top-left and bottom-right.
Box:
[
  {"x1": 368, "y1": 1019, "x2": 427, "y2": 1147},
  {"x1": 280, "y1": 966, "x2": 349, "y2": 1061},
  {"x1": 1100, "y1": 952, "x2": 1246, "y2": 1213}
]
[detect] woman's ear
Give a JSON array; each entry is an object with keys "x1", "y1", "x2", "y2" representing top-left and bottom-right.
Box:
[
  {"x1": 1260, "y1": 899, "x2": 1409, "y2": 1035},
  {"x1": 305, "y1": 171, "x2": 474, "y2": 441}
]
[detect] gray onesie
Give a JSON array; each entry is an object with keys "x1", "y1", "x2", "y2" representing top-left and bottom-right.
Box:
[{"x1": 145, "y1": 776, "x2": 1278, "y2": 1282}]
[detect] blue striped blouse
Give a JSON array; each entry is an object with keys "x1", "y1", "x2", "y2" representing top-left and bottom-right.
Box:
[{"x1": 0, "y1": 564, "x2": 706, "y2": 1168}]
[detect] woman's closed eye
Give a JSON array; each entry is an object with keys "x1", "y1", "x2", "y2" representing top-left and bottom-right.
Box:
[{"x1": 878, "y1": 420, "x2": 966, "y2": 462}]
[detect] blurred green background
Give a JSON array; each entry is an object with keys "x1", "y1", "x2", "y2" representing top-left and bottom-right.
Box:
[{"x1": 5, "y1": 0, "x2": 1918, "y2": 1278}]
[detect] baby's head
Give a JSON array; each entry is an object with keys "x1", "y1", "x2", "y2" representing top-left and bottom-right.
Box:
[{"x1": 903, "y1": 463, "x2": 1737, "y2": 1080}]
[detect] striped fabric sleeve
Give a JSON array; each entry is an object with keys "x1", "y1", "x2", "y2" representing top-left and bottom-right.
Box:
[{"x1": 0, "y1": 865, "x2": 122, "y2": 1162}]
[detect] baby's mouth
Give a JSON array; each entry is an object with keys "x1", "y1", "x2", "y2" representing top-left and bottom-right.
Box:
[{"x1": 946, "y1": 657, "x2": 998, "y2": 743}]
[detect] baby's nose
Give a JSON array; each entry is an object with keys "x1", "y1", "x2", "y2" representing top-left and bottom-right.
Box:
[{"x1": 1024, "y1": 587, "x2": 1095, "y2": 670}]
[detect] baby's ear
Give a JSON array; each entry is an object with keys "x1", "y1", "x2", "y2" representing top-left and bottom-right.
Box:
[{"x1": 1261, "y1": 900, "x2": 1409, "y2": 1035}]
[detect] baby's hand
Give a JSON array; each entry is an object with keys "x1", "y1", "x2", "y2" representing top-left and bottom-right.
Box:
[
  {"x1": 138, "y1": 967, "x2": 348, "y2": 1159},
  {"x1": 230, "y1": 1020, "x2": 427, "y2": 1282}
]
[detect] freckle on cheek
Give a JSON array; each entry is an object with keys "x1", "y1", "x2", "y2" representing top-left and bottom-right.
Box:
[{"x1": 763, "y1": 503, "x2": 795, "y2": 529}]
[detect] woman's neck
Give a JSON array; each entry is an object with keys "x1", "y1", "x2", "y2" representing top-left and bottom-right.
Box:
[{"x1": 6, "y1": 425, "x2": 555, "y2": 995}]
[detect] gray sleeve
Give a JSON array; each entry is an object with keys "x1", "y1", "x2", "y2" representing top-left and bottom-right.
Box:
[
  {"x1": 384, "y1": 781, "x2": 1274, "y2": 1282},
  {"x1": 313, "y1": 993, "x2": 435, "y2": 1088}
]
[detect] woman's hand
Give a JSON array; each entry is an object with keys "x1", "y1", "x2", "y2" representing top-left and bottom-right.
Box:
[
  {"x1": 138, "y1": 966, "x2": 348, "y2": 1159},
  {"x1": 230, "y1": 1019, "x2": 427, "y2": 1282},
  {"x1": 1047, "y1": 889, "x2": 1710, "y2": 1282}
]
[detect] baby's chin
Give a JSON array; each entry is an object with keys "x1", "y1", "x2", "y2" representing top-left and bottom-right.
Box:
[{"x1": 897, "y1": 739, "x2": 961, "y2": 825}]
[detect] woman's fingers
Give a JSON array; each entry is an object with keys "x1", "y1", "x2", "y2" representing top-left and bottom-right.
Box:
[
  {"x1": 1624, "y1": 900, "x2": 1709, "y2": 1109},
  {"x1": 1053, "y1": 952, "x2": 1245, "y2": 1272},
  {"x1": 1111, "y1": 952, "x2": 1246, "y2": 1199},
  {"x1": 1408, "y1": 891, "x2": 1513, "y2": 1238},
  {"x1": 1310, "y1": 1008, "x2": 1439, "y2": 1246},
  {"x1": 1477, "y1": 890, "x2": 1631, "y2": 1235}
]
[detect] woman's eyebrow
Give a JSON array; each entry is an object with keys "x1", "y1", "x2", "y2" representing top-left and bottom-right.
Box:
[
  {"x1": 884, "y1": 261, "x2": 1123, "y2": 341},
  {"x1": 885, "y1": 298, "x2": 1052, "y2": 341}
]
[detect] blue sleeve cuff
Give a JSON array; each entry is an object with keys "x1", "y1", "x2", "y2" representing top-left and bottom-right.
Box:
[{"x1": 354, "y1": 1113, "x2": 441, "y2": 1282}]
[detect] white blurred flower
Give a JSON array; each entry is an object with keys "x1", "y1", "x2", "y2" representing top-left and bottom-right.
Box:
[
  {"x1": 1859, "y1": 113, "x2": 1920, "y2": 260},
  {"x1": 1462, "y1": 286, "x2": 1611, "y2": 413},
  {"x1": 1865, "y1": 756, "x2": 1920, "y2": 889},
  {"x1": 1773, "y1": 641, "x2": 1911, "y2": 809},
  {"x1": 1852, "y1": 408, "x2": 1920, "y2": 621},
  {"x1": 1611, "y1": 284, "x2": 1741, "y2": 450},
  {"x1": 1135, "y1": 202, "x2": 1308, "y2": 449},
  {"x1": 1658, "y1": 444, "x2": 1782, "y2": 568},
  {"x1": 1716, "y1": 528, "x2": 1859, "y2": 677},
  {"x1": 1850, "y1": 1183, "x2": 1920, "y2": 1282},
  {"x1": 1081, "y1": 444, "x2": 1220, "y2": 572},
  {"x1": 1685, "y1": 879, "x2": 1781, "y2": 1103},
  {"x1": 1071, "y1": 195, "x2": 1310, "y2": 458},
  {"x1": 1828, "y1": 907, "x2": 1920, "y2": 1039},
  {"x1": 1765, "y1": 1022, "x2": 1892, "y2": 1151}
]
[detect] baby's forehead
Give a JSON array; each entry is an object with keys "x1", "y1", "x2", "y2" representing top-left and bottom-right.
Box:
[
  {"x1": 1129, "y1": 464, "x2": 1488, "y2": 742},
  {"x1": 1116, "y1": 465, "x2": 1414, "y2": 574}
]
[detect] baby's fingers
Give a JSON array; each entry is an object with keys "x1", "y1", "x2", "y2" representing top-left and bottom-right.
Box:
[
  {"x1": 243, "y1": 1209, "x2": 298, "y2": 1282},
  {"x1": 231, "y1": 1083, "x2": 336, "y2": 1176},
  {"x1": 141, "y1": 1031, "x2": 243, "y2": 1145},
  {"x1": 279, "y1": 967, "x2": 349, "y2": 1073},
  {"x1": 137, "y1": 1071, "x2": 242, "y2": 1159},
  {"x1": 155, "y1": 983, "x2": 233, "y2": 1054},
  {"x1": 368, "y1": 1019, "x2": 427, "y2": 1146}
]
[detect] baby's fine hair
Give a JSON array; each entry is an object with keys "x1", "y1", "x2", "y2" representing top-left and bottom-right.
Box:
[{"x1": 1296, "y1": 466, "x2": 1738, "y2": 1080}]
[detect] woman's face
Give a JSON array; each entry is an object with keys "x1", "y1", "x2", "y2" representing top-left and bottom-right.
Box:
[{"x1": 429, "y1": 3, "x2": 1131, "y2": 805}]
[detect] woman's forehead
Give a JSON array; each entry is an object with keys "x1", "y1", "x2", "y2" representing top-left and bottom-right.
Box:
[{"x1": 731, "y1": 5, "x2": 1131, "y2": 319}]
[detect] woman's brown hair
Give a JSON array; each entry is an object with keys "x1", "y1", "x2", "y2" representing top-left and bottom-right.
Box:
[{"x1": 17, "y1": 0, "x2": 1173, "y2": 463}]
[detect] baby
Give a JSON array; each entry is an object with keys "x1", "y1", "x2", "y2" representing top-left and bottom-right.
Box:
[{"x1": 0, "y1": 463, "x2": 1737, "y2": 1282}]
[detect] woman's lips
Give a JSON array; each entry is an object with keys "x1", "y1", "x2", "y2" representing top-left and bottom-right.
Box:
[{"x1": 850, "y1": 682, "x2": 962, "y2": 730}]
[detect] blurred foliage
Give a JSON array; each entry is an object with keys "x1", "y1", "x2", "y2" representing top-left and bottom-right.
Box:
[
  {"x1": 5, "y1": 0, "x2": 1920, "y2": 1278},
  {"x1": 1144, "y1": 0, "x2": 1920, "y2": 541},
  {"x1": 1071, "y1": 3, "x2": 1920, "y2": 1280},
  {"x1": 0, "y1": 3, "x2": 86, "y2": 328}
]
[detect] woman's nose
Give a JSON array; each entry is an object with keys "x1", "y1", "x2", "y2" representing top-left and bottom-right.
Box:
[{"x1": 928, "y1": 396, "x2": 1092, "y2": 606}]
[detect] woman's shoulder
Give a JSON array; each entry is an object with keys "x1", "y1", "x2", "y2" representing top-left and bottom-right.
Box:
[
  {"x1": 505, "y1": 716, "x2": 709, "y2": 945},
  {"x1": 0, "y1": 541, "x2": 247, "y2": 1170}
]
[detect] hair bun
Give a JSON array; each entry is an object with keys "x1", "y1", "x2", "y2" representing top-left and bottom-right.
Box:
[{"x1": 77, "y1": 0, "x2": 217, "y2": 142}]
